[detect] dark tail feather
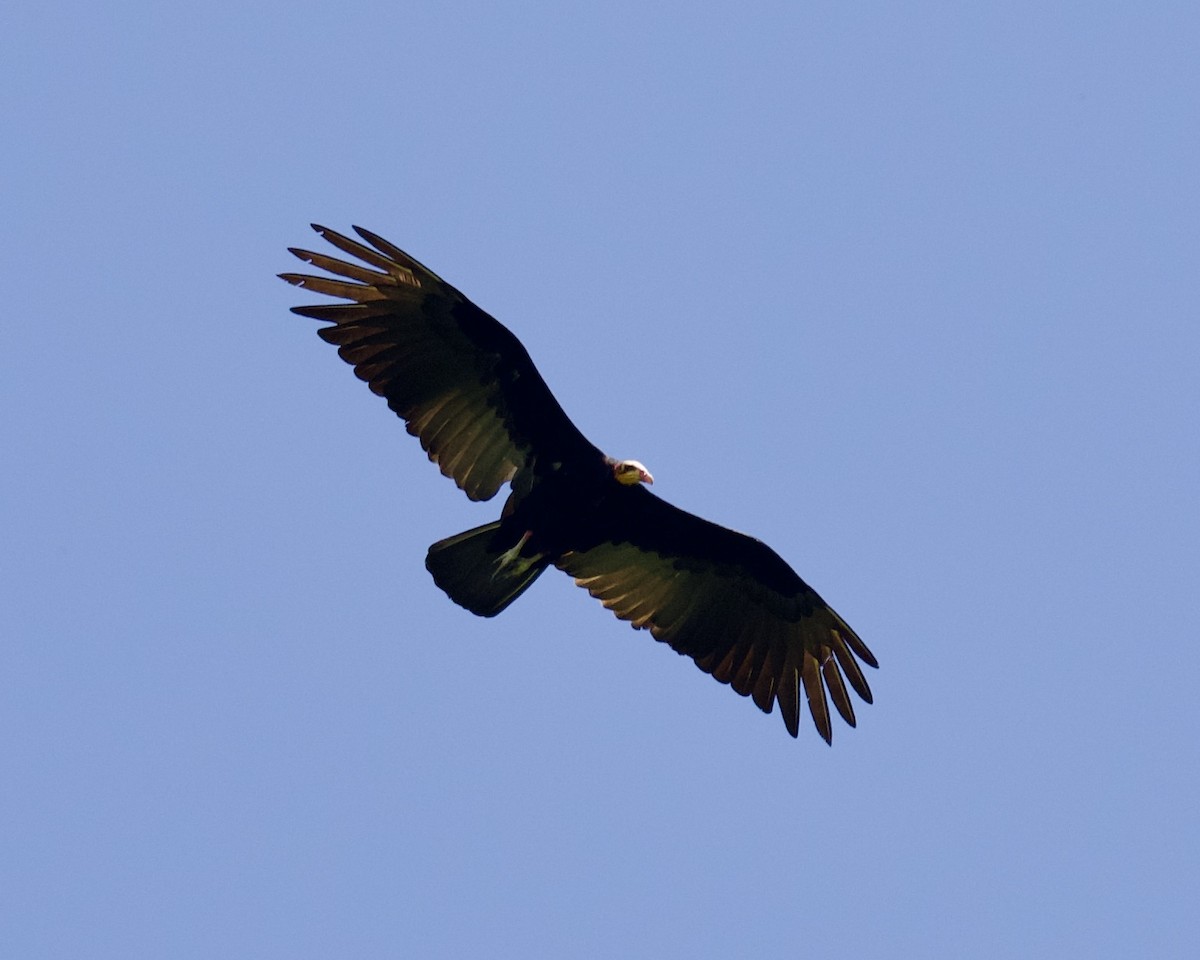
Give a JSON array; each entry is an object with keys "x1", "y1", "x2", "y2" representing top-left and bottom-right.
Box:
[{"x1": 425, "y1": 522, "x2": 548, "y2": 617}]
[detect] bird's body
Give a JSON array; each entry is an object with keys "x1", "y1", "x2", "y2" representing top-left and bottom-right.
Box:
[{"x1": 281, "y1": 225, "x2": 877, "y2": 744}]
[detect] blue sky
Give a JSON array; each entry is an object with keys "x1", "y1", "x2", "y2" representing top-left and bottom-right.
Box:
[{"x1": 3, "y1": 2, "x2": 1198, "y2": 957}]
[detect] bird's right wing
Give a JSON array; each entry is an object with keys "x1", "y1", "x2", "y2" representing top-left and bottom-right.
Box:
[{"x1": 281, "y1": 225, "x2": 598, "y2": 501}]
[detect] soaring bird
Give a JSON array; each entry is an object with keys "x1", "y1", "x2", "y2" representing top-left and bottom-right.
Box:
[{"x1": 281, "y1": 225, "x2": 877, "y2": 744}]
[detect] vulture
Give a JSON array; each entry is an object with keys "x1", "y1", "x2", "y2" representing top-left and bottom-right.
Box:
[{"x1": 280, "y1": 225, "x2": 877, "y2": 744}]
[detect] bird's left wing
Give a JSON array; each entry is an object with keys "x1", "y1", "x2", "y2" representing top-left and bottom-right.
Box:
[
  {"x1": 556, "y1": 487, "x2": 877, "y2": 743},
  {"x1": 281, "y1": 225, "x2": 598, "y2": 502}
]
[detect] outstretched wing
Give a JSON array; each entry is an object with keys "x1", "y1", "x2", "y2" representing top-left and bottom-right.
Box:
[
  {"x1": 557, "y1": 487, "x2": 877, "y2": 743},
  {"x1": 281, "y1": 225, "x2": 599, "y2": 501}
]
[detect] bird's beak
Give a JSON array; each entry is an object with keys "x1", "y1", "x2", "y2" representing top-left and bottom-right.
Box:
[{"x1": 641, "y1": 470, "x2": 654, "y2": 485}]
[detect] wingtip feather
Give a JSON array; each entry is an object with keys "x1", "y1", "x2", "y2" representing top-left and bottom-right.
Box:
[{"x1": 802, "y1": 650, "x2": 833, "y2": 745}]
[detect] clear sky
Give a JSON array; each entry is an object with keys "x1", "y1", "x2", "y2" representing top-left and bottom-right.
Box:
[{"x1": 3, "y1": 2, "x2": 1197, "y2": 957}]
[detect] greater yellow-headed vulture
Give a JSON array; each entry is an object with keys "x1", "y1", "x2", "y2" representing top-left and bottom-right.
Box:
[{"x1": 281, "y1": 225, "x2": 877, "y2": 744}]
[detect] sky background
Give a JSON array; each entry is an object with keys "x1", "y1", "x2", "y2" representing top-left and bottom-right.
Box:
[{"x1": 3, "y1": 2, "x2": 1198, "y2": 957}]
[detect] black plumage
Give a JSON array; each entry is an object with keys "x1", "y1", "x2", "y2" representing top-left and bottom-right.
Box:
[{"x1": 281, "y1": 225, "x2": 877, "y2": 744}]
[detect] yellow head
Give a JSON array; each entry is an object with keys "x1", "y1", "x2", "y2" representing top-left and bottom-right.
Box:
[{"x1": 612, "y1": 459, "x2": 654, "y2": 486}]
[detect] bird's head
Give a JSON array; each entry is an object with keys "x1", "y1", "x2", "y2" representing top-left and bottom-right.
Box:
[{"x1": 612, "y1": 459, "x2": 654, "y2": 486}]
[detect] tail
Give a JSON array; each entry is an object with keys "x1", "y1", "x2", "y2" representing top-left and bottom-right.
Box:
[{"x1": 425, "y1": 522, "x2": 548, "y2": 617}]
